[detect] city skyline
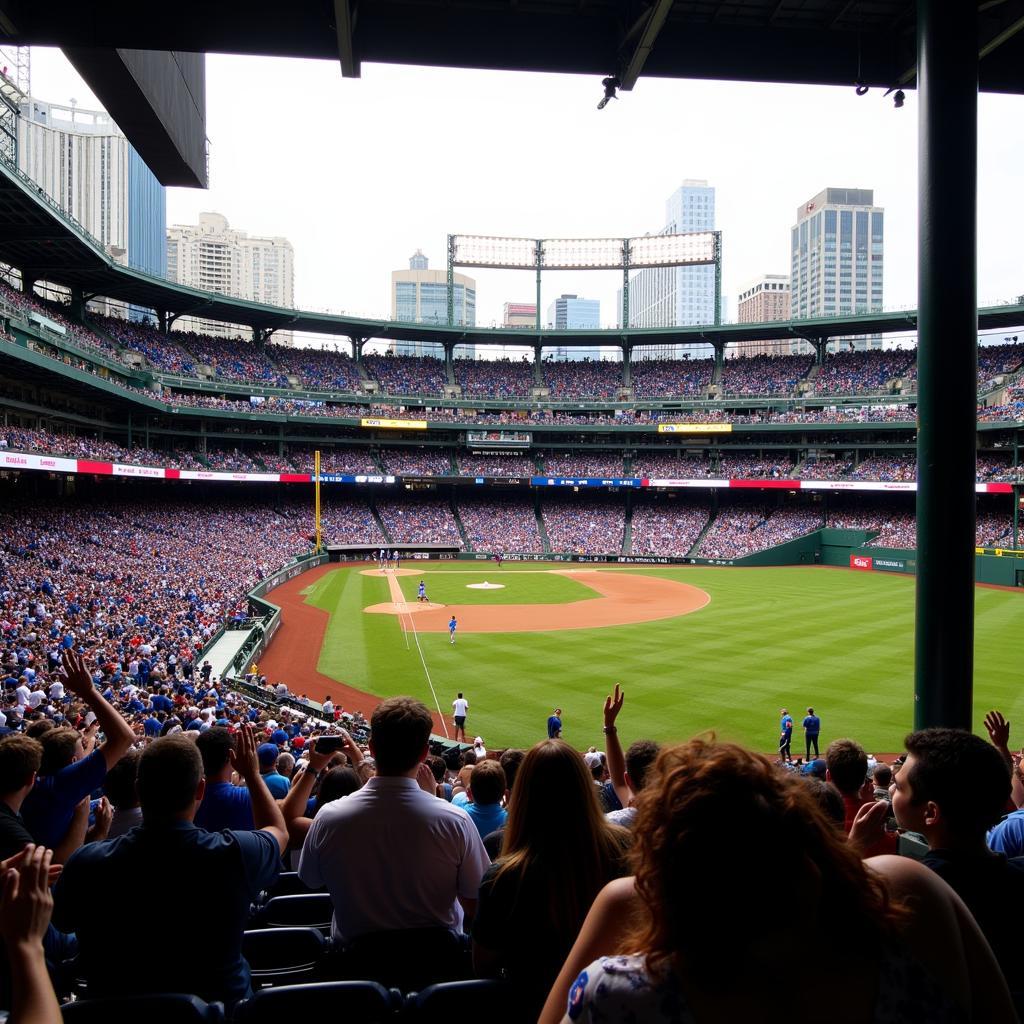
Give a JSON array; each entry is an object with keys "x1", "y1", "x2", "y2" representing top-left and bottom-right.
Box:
[{"x1": 21, "y1": 48, "x2": 1024, "y2": 342}]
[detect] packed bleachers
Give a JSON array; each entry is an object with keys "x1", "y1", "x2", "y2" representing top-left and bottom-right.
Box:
[
  {"x1": 542, "y1": 495, "x2": 624, "y2": 554},
  {"x1": 630, "y1": 499, "x2": 709, "y2": 557},
  {"x1": 540, "y1": 451, "x2": 624, "y2": 478},
  {"x1": 176, "y1": 332, "x2": 291, "y2": 386},
  {"x1": 376, "y1": 494, "x2": 463, "y2": 546},
  {"x1": 717, "y1": 455, "x2": 796, "y2": 479},
  {"x1": 379, "y1": 447, "x2": 453, "y2": 476},
  {"x1": 978, "y1": 340, "x2": 1024, "y2": 388},
  {"x1": 287, "y1": 446, "x2": 380, "y2": 475},
  {"x1": 456, "y1": 452, "x2": 536, "y2": 477},
  {"x1": 458, "y1": 495, "x2": 542, "y2": 552},
  {"x1": 541, "y1": 358, "x2": 621, "y2": 399},
  {"x1": 85, "y1": 313, "x2": 198, "y2": 374},
  {"x1": 630, "y1": 356, "x2": 715, "y2": 398},
  {"x1": 363, "y1": 352, "x2": 447, "y2": 395},
  {"x1": 320, "y1": 498, "x2": 387, "y2": 544},
  {"x1": 850, "y1": 454, "x2": 917, "y2": 482},
  {"x1": 719, "y1": 353, "x2": 813, "y2": 396},
  {"x1": 454, "y1": 357, "x2": 534, "y2": 398},
  {"x1": 813, "y1": 348, "x2": 915, "y2": 395},
  {"x1": 797, "y1": 457, "x2": 855, "y2": 479},
  {"x1": 629, "y1": 453, "x2": 716, "y2": 479},
  {"x1": 267, "y1": 344, "x2": 364, "y2": 392},
  {"x1": 696, "y1": 503, "x2": 823, "y2": 558}
]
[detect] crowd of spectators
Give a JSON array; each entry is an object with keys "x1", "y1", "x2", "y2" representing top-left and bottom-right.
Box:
[
  {"x1": 456, "y1": 453, "x2": 536, "y2": 477},
  {"x1": 797, "y1": 456, "x2": 855, "y2": 479},
  {"x1": 813, "y1": 348, "x2": 916, "y2": 395},
  {"x1": 266, "y1": 344, "x2": 364, "y2": 392},
  {"x1": 978, "y1": 340, "x2": 1024, "y2": 389},
  {"x1": 0, "y1": 427, "x2": 203, "y2": 470},
  {"x1": 378, "y1": 448, "x2": 453, "y2": 476},
  {"x1": 630, "y1": 501, "x2": 709, "y2": 557},
  {"x1": 319, "y1": 498, "x2": 387, "y2": 545},
  {"x1": 850, "y1": 454, "x2": 918, "y2": 482},
  {"x1": 84, "y1": 313, "x2": 196, "y2": 375},
  {"x1": 629, "y1": 454, "x2": 717, "y2": 479},
  {"x1": 176, "y1": 333, "x2": 291, "y2": 387},
  {"x1": 286, "y1": 446, "x2": 380, "y2": 475},
  {"x1": 697, "y1": 503, "x2": 823, "y2": 559},
  {"x1": 454, "y1": 357, "x2": 534, "y2": 398},
  {"x1": 717, "y1": 455, "x2": 796, "y2": 479},
  {"x1": 543, "y1": 496, "x2": 624, "y2": 554},
  {"x1": 458, "y1": 496, "x2": 542, "y2": 553},
  {"x1": 719, "y1": 353, "x2": 813, "y2": 396},
  {"x1": 541, "y1": 359, "x2": 622, "y2": 399},
  {"x1": 540, "y1": 451, "x2": 625, "y2": 478},
  {"x1": 363, "y1": 353, "x2": 448, "y2": 395},
  {"x1": 630, "y1": 356, "x2": 715, "y2": 398},
  {"x1": 376, "y1": 496, "x2": 463, "y2": 546}
]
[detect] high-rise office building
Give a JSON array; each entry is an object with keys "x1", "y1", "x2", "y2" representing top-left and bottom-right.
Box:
[
  {"x1": 391, "y1": 250, "x2": 475, "y2": 356},
  {"x1": 502, "y1": 302, "x2": 536, "y2": 328},
  {"x1": 166, "y1": 212, "x2": 295, "y2": 340},
  {"x1": 623, "y1": 179, "x2": 716, "y2": 357},
  {"x1": 17, "y1": 96, "x2": 166, "y2": 314},
  {"x1": 790, "y1": 187, "x2": 884, "y2": 350},
  {"x1": 546, "y1": 294, "x2": 600, "y2": 361},
  {"x1": 736, "y1": 274, "x2": 793, "y2": 355}
]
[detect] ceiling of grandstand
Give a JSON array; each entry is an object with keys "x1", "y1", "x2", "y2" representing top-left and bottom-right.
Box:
[{"x1": 1, "y1": 0, "x2": 1024, "y2": 94}]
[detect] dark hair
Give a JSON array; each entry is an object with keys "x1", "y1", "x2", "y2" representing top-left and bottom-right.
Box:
[
  {"x1": 625, "y1": 739, "x2": 661, "y2": 792},
  {"x1": 427, "y1": 754, "x2": 448, "y2": 783},
  {"x1": 38, "y1": 728, "x2": 81, "y2": 776},
  {"x1": 825, "y1": 738, "x2": 868, "y2": 796},
  {"x1": 103, "y1": 750, "x2": 141, "y2": 810},
  {"x1": 25, "y1": 719, "x2": 55, "y2": 739},
  {"x1": 461, "y1": 749, "x2": 478, "y2": 768},
  {"x1": 498, "y1": 748, "x2": 525, "y2": 793},
  {"x1": 195, "y1": 727, "x2": 235, "y2": 775},
  {"x1": 496, "y1": 741, "x2": 630, "y2": 938},
  {"x1": 315, "y1": 766, "x2": 362, "y2": 811},
  {"x1": 627, "y1": 739, "x2": 903, "y2": 985},
  {"x1": 138, "y1": 735, "x2": 203, "y2": 817},
  {"x1": 0, "y1": 734, "x2": 43, "y2": 793},
  {"x1": 457, "y1": 692, "x2": 463, "y2": 699},
  {"x1": 803, "y1": 777, "x2": 845, "y2": 827},
  {"x1": 903, "y1": 728, "x2": 1010, "y2": 837},
  {"x1": 872, "y1": 764, "x2": 893, "y2": 789},
  {"x1": 369, "y1": 697, "x2": 433, "y2": 775},
  {"x1": 470, "y1": 759, "x2": 506, "y2": 806}
]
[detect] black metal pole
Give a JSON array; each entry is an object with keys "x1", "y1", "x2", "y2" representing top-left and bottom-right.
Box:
[{"x1": 914, "y1": 0, "x2": 978, "y2": 730}]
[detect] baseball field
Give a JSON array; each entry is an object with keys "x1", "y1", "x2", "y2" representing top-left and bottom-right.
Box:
[{"x1": 258, "y1": 561, "x2": 1024, "y2": 753}]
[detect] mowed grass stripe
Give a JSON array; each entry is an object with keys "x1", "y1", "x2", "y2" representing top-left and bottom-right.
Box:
[{"x1": 300, "y1": 565, "x2": 1024, "y2": 751}]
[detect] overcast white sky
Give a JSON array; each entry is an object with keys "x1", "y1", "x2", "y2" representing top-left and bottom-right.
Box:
[{"x1": 24, "y1": 47, "x2": 1024, "y2": 333}]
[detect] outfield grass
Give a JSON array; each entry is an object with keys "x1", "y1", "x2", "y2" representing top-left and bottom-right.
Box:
[
  {"x1": 301, "y1": 563, "x2": 1024, "y2": 754},
  {"x1": 395, "y1": 570, "x2": 597, "y2": 607}
]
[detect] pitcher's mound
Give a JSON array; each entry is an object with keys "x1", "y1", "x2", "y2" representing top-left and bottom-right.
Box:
[{"x1": 467, "y1": 581, "x2": 504, "y2": 590}]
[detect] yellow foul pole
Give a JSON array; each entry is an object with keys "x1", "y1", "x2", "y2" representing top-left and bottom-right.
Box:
[{"x1": 314, "y1": 449, "x2": 322, "y2": 553}]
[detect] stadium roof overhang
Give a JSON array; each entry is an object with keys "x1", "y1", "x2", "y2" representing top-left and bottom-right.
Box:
[
  {"x1": 1, "y1": 158, "x2": 1022, "y2": 351},
  {"x1": 0, "y1": 1, "x2": 1022, "y2": 96}
]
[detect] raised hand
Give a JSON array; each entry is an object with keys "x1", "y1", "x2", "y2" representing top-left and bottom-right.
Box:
[
  {"x1": 59, "y1": 650, "x2": 95, "y2": 698},
  {"x1": 0, "y1": 845, "x2": 54, "y2": 949},
  {"x1": 603, "y1": 683, "x2": 624, "y2": 729},
  {"x1": 848, "y1": 799, "x2": 890, "y2": 857},
  {"x1": 416, "y1": 761, "x2": 438, "y2": 796},
  {"x1": 985, "y1": 710, "x2": 1011, "y2": 750},
  {"x1": 228, "y1": 724, "x2": 260, "y2": 781}
]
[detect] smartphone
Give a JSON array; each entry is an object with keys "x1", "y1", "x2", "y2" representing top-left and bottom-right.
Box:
[{"x1": 314, "y1": 735, "x2": 347, "y2": 754}]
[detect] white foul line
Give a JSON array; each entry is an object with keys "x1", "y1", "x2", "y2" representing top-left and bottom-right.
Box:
[{"x1": 384, "y1": 570, "x2": 448, "y2": 738}]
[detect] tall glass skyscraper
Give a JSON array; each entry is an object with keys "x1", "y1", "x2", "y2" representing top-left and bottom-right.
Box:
[
  {"x1": 790, "y1": 187, "x2": 884, "y2": 350},
  {"x1": 624, "y1": 179, "x2": 716, "y2": 357},
  {"x1": 546, "y1": 294, "x2": 601, "y2": 360},
  {"x1": 391, "y1": 251, "x2": 476, "y2": 356}
]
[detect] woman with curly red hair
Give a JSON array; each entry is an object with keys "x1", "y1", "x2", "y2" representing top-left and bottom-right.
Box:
[{"x1": 539, "y1": 738, "x2": 1014, "y2": 1024}]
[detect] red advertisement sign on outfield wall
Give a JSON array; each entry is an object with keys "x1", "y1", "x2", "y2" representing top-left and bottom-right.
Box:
[{"x1": 850, "y1": 554, "x2": 874, "y2": 571}]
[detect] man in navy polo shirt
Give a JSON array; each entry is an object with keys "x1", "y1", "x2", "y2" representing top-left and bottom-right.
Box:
[
  {"x1": 195, "y1": 727, "x2": 255, "y2": 832},
  {"x1": 802, "y1": 707, "x2": 821, "y2": 761},
  {"x1": 53, "y1": 726, "x2": 286, "y2": 1006}
]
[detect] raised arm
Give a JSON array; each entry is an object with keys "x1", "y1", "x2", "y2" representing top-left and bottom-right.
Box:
[
  {"x1": 230, "y1": 725, "x2": 288, "y2": 855},
  {"x1": 603, "y1": 684, "x2": 630, "y2": 809},
  {"x1": 279, "y1": 739, "x2": 333, "y2": 844},
  {"x1": 61, "y1": 651, "x2": 135, "y2": 770},
  {"x1": 984, "y1": 711, "x2": 1024, "y2": 810}
]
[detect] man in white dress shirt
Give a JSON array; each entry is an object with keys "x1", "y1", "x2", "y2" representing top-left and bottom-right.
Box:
[{"x1": 299, "y1": 695, "x2": 489, "y2": 944}]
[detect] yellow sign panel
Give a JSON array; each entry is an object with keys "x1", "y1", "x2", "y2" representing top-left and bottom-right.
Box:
[
  {"x1": 657, "y1": 423, "x2": 733, "y2": 434},
  {"x1": 360, "y1": 418, "x2": 428, "y2": 430}
]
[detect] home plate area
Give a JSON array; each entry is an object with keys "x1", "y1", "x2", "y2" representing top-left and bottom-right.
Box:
[{"x1": 466, "y1": 582, "x2": 505, "y2": 590}]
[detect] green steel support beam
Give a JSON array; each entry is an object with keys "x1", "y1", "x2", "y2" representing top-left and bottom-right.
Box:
[
  {"x1": 446, "y1": 234, "x2": 455, "y2": 328},
  {"x1": 1014, "y1": 485, "x2": 1020, "y2": 552},
  {"x1": 621, "y1": 238, "x2": 630, "y2": 330},
  {"x1": 914, "y1": 0, "x2": 978, "y2": 732},
  {"x1": 535, "y1": 240, "x2": 543, "y2": 331}
]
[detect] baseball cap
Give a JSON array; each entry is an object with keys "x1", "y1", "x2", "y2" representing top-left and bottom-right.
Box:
[
  {"x1": 270, "y1": 728, "x2": 289, "y2": 746},
  {"x1": 257, "y1": 743, "x2": 280, "y2": 768},
  {"x1": 584, "y1": 751, "x2": 604, "y2": 768}
]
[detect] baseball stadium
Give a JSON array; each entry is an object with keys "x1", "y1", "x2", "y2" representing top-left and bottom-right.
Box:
[{"x1": 2, "y1": 2, "x2": 1024, "y2": 1021}]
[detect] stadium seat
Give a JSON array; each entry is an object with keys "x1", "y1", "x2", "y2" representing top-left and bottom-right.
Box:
[
  {"x1": 259, "y1": 871, "x2": 321, "y2": 902},
  {"x1": 233, "y1": 981, "x2": 398, "y2": 1022},
  {"x1": 60, "y1": 993, "x2": 224, "y2": 1023},
  {"x1": 255, "y1": 893, "x2": 333, "y2": 931},
  {"x1": 405, "y1": 980, "x2": 517, "y2": 1024},
  {"x1": 242, "y1": 927, "x2": 326, "y2": 987},
  {"x1": 327, "y1": 927, "x2": 471, "y2": 992}
]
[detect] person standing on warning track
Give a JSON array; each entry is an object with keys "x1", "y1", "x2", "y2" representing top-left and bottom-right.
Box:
[
  {"x1": 803, "y1": 706, "x2": 821, "y2": 761},
  {"x1": 449, "y1": 615, "x2": 458, "y2": 645},
  {"x1": 417, "y1": 580, "x2": 427, "y2": 603},
  {"x1": 452, "y1": 692, "x2": 469, "y2": 742},
  {"x1": 779, "y1": 708, "x2": 794, "y2": 763}
]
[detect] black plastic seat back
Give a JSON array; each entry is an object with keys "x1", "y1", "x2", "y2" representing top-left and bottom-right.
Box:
[{"x1": 234, "y1": 981, "x2": 396, "y2": 1023}]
